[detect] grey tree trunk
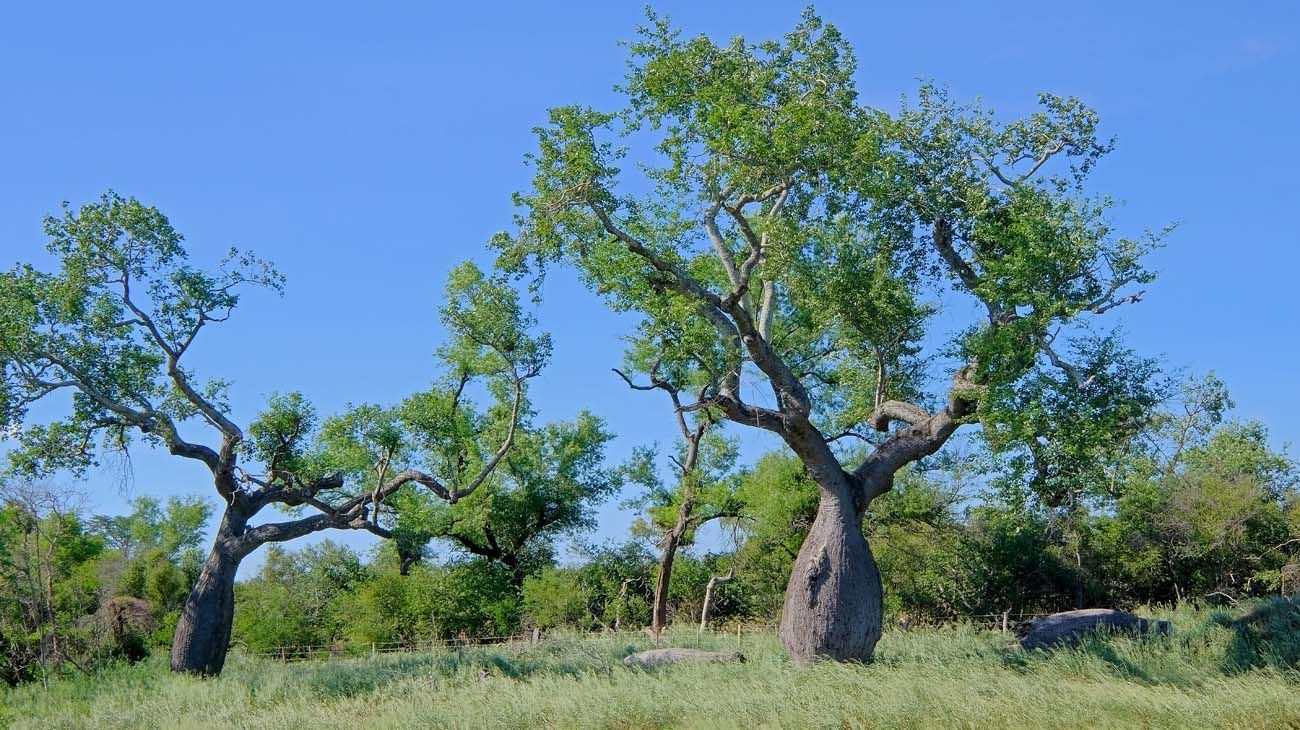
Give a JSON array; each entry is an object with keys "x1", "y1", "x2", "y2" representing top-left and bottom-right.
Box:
[
  {"x1": 777, "y1": 475, "x2": 882, "y2": 665},
  {"x1": 699, "y1": 570, "x2": 734, "y2": 631},
  {"x1": 170, "y1": 507, "x2": 248, "y2": 676}
]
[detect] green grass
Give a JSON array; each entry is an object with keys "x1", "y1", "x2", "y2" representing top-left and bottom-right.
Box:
[{"x1": 5, "y1": 602, "x2": 1299, "y2": 729}]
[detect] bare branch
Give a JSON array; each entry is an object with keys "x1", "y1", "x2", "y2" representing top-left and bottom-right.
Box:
[
  {"x1": 823, "y1": 429, "x2": 872, "y2": 444},
  {"x1": 27, "y1": 349, "x2": 223, "y2": 475},
  {"x1": 1089, "y1": 290, "x2": 1145, "y2": 315},
  {"x1": 931, "y1": 218, "x2": 1009, "y2": 325},
  {"x1": 612, "y1": 367, "x2": 666, "y2": 393},
  {"x1": 119, "y1": 271, "x2": 243, "y2": 441},
  {"x1": 1038, "y1": 336, "x2": 1095, "y2": 391},
  {"x1": 450, "y1": 376, "x2": 525, "y2": 502},
  {"x1": 757, "y1": 280, "x2": 776, "y2": 341},
  {"x1": 703, "y1": 198, "x2": 743, "y2": 295}
]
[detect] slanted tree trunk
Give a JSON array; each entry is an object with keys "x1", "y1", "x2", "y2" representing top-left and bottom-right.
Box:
[
  {"x1": 651, "y1": 498, "x2": 692, "y2": 637},
  {"x1": 778, "y1": 470, "x2": 882, "y2": 665},
  {"x1": 699, "y1": 569, "x2": 734, "y2": 631},
  {"x1": 651, "y1": 535, "x2": 676, "y2": 635},
  {"x1": 170, "y1": 505, "x2": 249, "y2": 676},
  {"x1": 170, "y1": 495, "x2": 376, "y2": 675}
]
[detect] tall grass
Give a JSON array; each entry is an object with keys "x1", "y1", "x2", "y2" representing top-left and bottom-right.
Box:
[{"x1": 4, "y1": 602, "x2": 1298, "y2": 729}]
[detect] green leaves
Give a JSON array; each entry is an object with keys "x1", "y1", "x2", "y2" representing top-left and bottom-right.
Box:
[
  {"x1": 495, "y1": 9, "x2": 1161, "y2": 482},
  {"x1": 980, "y1": 332, "x2": 1166, "y2": 508},
  {"x1": 245, "y1": 392, "x2": 318, "y2": 479},
  {"x1": 43, "y1": 191, "x2": 185, "y2": 280},
  {"x1": 624, "y1": 8, "x2": 862, "y2": 199},
  {"x1": 392, "y1": 410, "x2": 617, "y2": 574},
  {"x1": 440, "y1": 261, "x2": 551, "y2": 380},
  {"x1": 1, "y1": 192, "x2": 282, "y2": 478}
]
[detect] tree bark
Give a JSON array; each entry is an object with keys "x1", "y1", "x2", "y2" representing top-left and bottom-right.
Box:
[
  {"x1": 651, "y1": 529, "x2": 682, "y2": 637},
  {"x1": 169, "y1": 506, "x2": 248, "y2": 676},
  {"x1": 778, "y1": 474, "x2": 882, "y2": 665},
  {"x1": 651, "y1": 494, "x2": 700, "y2": 638}
]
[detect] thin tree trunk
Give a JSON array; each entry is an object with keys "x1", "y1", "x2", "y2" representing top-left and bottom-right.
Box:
[
  {"x1": 652, "y1": 495, "x2": 694, "y2": 637},
  {"x1": 778, "y1": 473, "x2": 882, "y2": 665},
  {"x1": 615, "y1": 578, "x2": 633, "y2": 631},
  {"x1": 651, "y1": 530, "x2": 681, "y2": 637},
  {"x1": 616, "y1": 370, "x2": 709, "y2": 639},
  {"x1": 502, "y1": 554, "x2": 528, "y2": 590},
  {"x1": 170, "y1": 506, "x2": 248, "y2": 676},
  {"x1": 1073, "y1": 543, "x2": 1085, "y2": 610}
]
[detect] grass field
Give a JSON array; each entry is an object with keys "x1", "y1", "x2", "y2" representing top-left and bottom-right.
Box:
[{"x1": 4, "y1": 602, "x2": 1299, "y2": 729}]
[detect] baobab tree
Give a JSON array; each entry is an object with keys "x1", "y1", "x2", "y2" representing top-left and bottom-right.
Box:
[
  {"x1": 494, "y1": 11, "x2": 1162, "y2": 663},
  {"x1": 0, "y1": 193, "x2": 548, "y2": 675}
]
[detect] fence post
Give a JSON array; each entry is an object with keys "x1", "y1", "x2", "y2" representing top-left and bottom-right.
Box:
[{"x1": 1001, "y1": 610, "x2": 1009, "y2": 634}]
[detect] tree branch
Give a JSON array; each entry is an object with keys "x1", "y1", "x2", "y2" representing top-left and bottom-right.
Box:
[
  {"x1": 449, "y1": 375, "x2": 525, "y2": 502},
  {"x1": 867, "y1": 400, "x2": 933, "y2": 432},
  {"x1": 854, "y1": 366, "x2": 980, "y2": 501},
  {"x1": 119, "y1": 272, "x2": 243, "y2": 442},
  {"x1": 30, "y1": 350, "x2": 223, "y2": 476}
]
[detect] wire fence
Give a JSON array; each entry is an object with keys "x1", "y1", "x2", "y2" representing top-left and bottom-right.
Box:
[
  {"x1": 902, "y1": 611, "x2": 1055, "y2": 632},
  {"x1": 238, "y1": 633, "x2": 537, "y2": 662},
  {"x1": 234, "y1": 613, "x2": 1054, "y2": 664},
  {"x1": 237, "y1": 624, "x2": 785, "y2": 663}
]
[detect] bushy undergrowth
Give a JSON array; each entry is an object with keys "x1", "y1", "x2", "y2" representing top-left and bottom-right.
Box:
[{"x1": 3, "y1": 602, "x2": 1299, "y2": 730}]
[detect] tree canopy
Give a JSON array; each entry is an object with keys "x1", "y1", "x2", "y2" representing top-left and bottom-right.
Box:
[
  {"x1": 489, "y1": 9, "x2": 1164, "y2": 662},
  {"x1": 0, "y1": 192, "x2": 553, "y2": 675}
]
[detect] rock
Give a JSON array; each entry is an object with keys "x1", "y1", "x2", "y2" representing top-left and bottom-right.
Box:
[
  {"x1": 622, "y1": 648, "x2": 744, "y2": 669},
  {"x1": 1019, "y1": 609, "x2": 1171, "y2": 651}
]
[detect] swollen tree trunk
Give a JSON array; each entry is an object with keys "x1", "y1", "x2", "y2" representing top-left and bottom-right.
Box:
[
  {"x1": 778, "y1": 474, "x2": 882, "y2": 665},
  {"x1": 170, "y1": 505, "x2": 249, "y2": 676}
]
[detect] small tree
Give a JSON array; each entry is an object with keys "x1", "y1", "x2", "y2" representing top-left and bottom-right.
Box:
[
  {"x1": 90, "y1": 494, "x2": 211, "y2": 564},
  {"x1": 392, "y1": 410, "x2": 617, "y2": 587},
  {"x1": 0, "y1": 481, "x2": 102, "y2": 686},
  {"x1": 617, "y1": 354, "x2": 743, "y2": 636},
  {"x1": 92, "y1": 494, "x2": 211, "y2": 633},
  {"x1": 495, "y1": 11, "x2": 1161, "y2": 662},
  {"x1": 0, "y1": 194, "x2": 548, "y2": 675},
  {"x1": 233, "y1": 540, "x2": 367, "y2": 651},
  {"x1": 1098, "y1": 377, "x2": 1299, "y2": 604}
]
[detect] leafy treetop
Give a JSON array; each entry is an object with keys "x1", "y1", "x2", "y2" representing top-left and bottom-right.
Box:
[{"x1": 494, "y1": 9, "x2": 1163, "y2": 499}]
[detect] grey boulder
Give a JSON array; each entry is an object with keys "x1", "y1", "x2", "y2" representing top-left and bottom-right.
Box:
[
  {"x1": 1020, "y1": 608, "x2": 1171, "y2": 650},
  {"x1": 622, "y1": 648, "x2": 744, "y2": 669}
]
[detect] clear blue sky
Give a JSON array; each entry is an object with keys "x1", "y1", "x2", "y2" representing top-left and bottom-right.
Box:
[{"x1": 2, "y1": 2, "x2": 1297, "y2": 574}]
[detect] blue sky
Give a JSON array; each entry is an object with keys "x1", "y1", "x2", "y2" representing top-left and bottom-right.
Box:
[{"x1": 2, "y1": 2, "x2": 1297, "y2": 574}]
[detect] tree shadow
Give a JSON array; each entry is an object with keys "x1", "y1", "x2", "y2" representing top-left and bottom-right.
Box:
[
  {"x1": 1213, "y1": 598, "x2": 1300, "y2": 675},
  {"x1": 1076, "y1": 638, "x2": 1154, "y2": 683},
  {"x1": 999, "y1": 632, "x2": 1157, "y2": 685}
]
